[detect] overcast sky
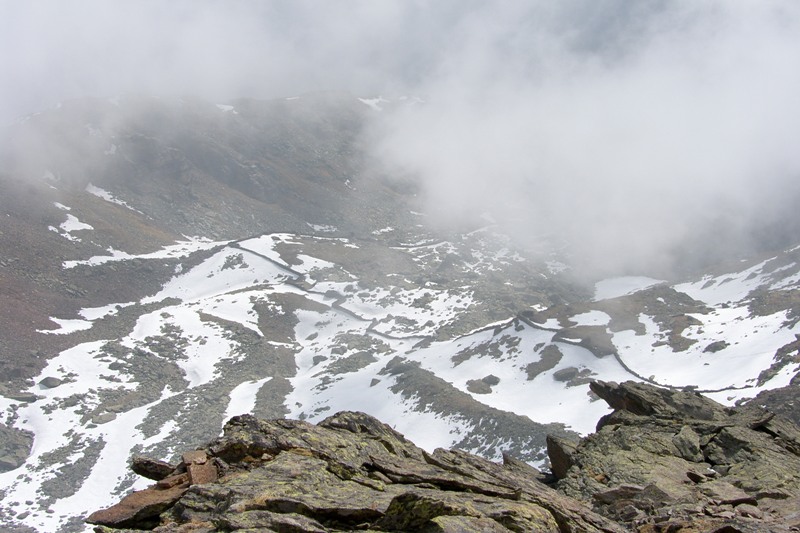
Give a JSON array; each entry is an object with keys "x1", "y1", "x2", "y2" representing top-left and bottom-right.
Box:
[{"x1": 3, "y1": 0, "x2": 800, "y2": 276}]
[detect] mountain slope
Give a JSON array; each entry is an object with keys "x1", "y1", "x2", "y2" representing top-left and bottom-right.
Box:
[{"x1": 0, "y1": 95, "x2": 799, "y2": 532}]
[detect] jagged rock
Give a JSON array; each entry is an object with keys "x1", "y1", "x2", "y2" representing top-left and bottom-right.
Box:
[
  {"x1": 592, "y1": 484, "x2": 645, "y2": 505},
  {"x1": 89, "y1": 411, "x2": 623, "y2": 532},
  {"x1": 671, "y1": 424, "x2": 703, "y2": 462},
  {"x1": 589, "y1": 380, "x2": 727, "y2": 421},
  {"x1": 88, "y1": 451, "x2": 221, "y2": 529},
  {"x1": 555, "y1": 380, "x2": 800, "y2": 532},
  {"x1": 86, "y1": 484, "x2": 188, "y2": 529},
  {"x1": 216, "y1": 510, "x2": 327, "y2": 532},
  {"x1": 131, "y1": 457, "x2": 175, "y2": 481},
  {"x1": 699, "y1": 479, "x2": 756, "y2": 506},
  {"x1": 736, "y1": 503, "x2": 764, "y2": 519},
  {"x1": 546, "y1": 434, "x2": 577, "y2": 479},
  {"x1": 425, "y1": 515, "x2": 510, "y2": 532},
  {"x1": 182, "y1": 451, "x2": 217, "y2": 485}
]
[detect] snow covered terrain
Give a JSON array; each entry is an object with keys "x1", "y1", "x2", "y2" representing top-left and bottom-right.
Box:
[
  {"x1": 2, "y1": 226, "x2": 799, "y2": 531},
  {"x1": 1, "y1": 95, "x2": 799, "y2": 532}
]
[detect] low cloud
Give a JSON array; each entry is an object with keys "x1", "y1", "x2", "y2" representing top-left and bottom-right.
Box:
[
  {"x1": 0, "y1": 0, "x2": 450, "y2": 123},
  {"x1": 368, "y1": 1, "x2": 800, "y2": 276},
  {"x1": 3, "y1": 1, "x2": 800, "y2": 276}
]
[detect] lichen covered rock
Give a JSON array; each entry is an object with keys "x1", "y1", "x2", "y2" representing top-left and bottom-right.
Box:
[
  {"x1": 87, "y1": 381, "x2": 800, "y2": 532},
  {"x1": 88, "y1": 411, "x2": 621, "y2": 532},
  {"x1": 554, "y1": 380, "x2": 800, "y2": 531}
]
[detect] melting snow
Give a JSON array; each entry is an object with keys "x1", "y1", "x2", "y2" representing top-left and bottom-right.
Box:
[
  {"x1": 143, "y1": 247, "x2": 288, "y2": 304},
  {"x1": 594, "y1": 276, "x2": 664, "y2": 300},
  {"x1": 612, "y1": 307, "x2": 799, "y2": 392},
  {"x1": 63, "y1": 236, "x2": 225, "y2": 269},
  {"x1": 307, "y1": 223, "x2": 337, "y2": 232},
  {"x1": 85, "y1": 183, "x2": 142, "y2": 213},
  {"x1": 570, "y1": 310, "x2": 612, "y2": 327},
  {"x1": 224, "y1": 377, "x2": 273, "y2": 422},
  {"x1": 38, "y1": 317, "x2": 93, "y2": 335},
  {"x1": 674, "y1": 257, "x2": 798, "y2": 306},
  {"x1": 61, "y1": 213, "x2": 93, "y2": 233},
  {"x1": 6, "y1": 228, "x2": 800, "y2": 531}
]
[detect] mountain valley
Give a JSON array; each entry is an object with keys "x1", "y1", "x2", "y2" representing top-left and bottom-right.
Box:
[{"x1": 1, "y1": 94, "x2": 799, "y2": 532}]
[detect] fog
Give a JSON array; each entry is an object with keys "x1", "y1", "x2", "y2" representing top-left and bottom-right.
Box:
[{"x1": 4, "y1": 1, "x2": 800, "y2": 276}]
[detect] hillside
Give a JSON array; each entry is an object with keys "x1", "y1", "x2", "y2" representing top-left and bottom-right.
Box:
[{"x1": 0, "y1": 95, "x2": 799, "y2": 532}]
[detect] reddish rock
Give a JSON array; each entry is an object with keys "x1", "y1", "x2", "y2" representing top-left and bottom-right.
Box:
[
  {"x1": 156, "y1": 472, "x2": 190, "y2": 489},
  {"x1": 187, "y1": 461, "x2": 218, "y2": 485},
  {"x1": 182, "y1": 450, "x2": 209, "y2": 465},
  {"x1": 86, "y1": 484, "x2": 187, "y2": 527},
  {"x1": 131, "y1": 456, "x2": 176, "y2": 481}
]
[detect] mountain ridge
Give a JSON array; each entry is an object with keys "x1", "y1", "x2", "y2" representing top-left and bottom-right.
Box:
[{"x1": 85, "y1": 379, "x2": 800, "y2": 532}]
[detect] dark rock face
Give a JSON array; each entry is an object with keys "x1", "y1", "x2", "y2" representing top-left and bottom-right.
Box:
[
  {"x1": 555, "y1": 380, "x2": 800, "y2": 532},
  {"x1": 87, "y1": 380, "x2": 800, "y2": 532},
  {"x1": 88, "y1": 411, "x2": 621, "y2": 532}
]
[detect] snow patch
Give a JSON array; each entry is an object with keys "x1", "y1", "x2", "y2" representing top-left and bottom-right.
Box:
[
  {"x1": 594, "y1": 276, "x2": 664, "y2": 300},
  {"x1": 38, "y1": 317, "x2": 94, "y2": 335},
  {"x1": 85, "y1": 183, "x2": 141, "y2": 213},
  {"x1": 307, "y1": 223, "x2": 337, "y2": 233},
  {"x1": 64, "y1": 236, "x2": 225, "y2": 269},
  {"x1": 223, "y1": 377, "x2": 273, "y2": 422},
  {"x1": 570, "y1": 310, "x2": 612, "y2": 327},
  {"x1": 61, "y1": 213, "x2": 93, "y2": 233}
]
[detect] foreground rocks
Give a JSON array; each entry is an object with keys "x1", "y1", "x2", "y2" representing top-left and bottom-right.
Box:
[
  {"x1": 552, "y1": 380, "x2": 800, "y2": 532},
  {"x1": 88, "y1": 411, "x2": 622, "y2": 532},
  {"x1": 88, "y1": 380, "x2": 800, "y2": 532}
]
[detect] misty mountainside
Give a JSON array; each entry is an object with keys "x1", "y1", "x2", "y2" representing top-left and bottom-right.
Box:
[{"x1": 0, "y1": 93, "x2": 799, "y2": 532}]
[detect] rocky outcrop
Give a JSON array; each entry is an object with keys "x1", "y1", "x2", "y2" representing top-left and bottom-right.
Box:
[
  {"x1": 88, "y1": 380, "x2": 800, "y2": 532},
  {"x1": 553, "y1": 380, "x2": 800, "y2": 532},
  {"x1": 0, "y1": 423, "x2": 33, "y2": 472},
  {"x1": 86, "y1": 451, "x2": 219, "y2": 529},
  {"x1": 88, "y1": 411, "x2": 622, "y2": 532}
]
